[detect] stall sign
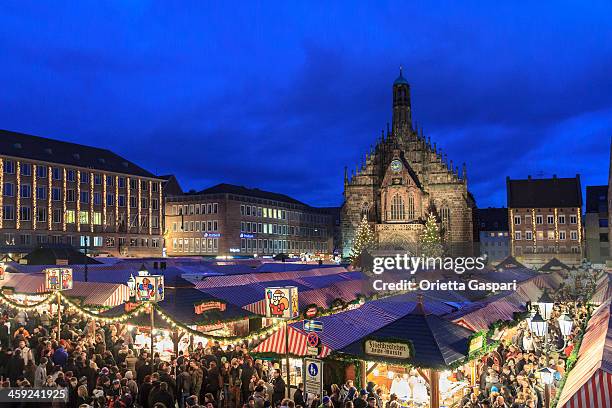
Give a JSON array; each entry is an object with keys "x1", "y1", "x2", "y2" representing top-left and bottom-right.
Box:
[
  {"x1": 135, "y1": 275, "x2": 165, "y2": 302},
  {"x1": 307, "y1": 332, "x2": 320, "y2": 347},
  {"x1": 303, "y1": 320, "x2": 323, "y2": 332},
  {"x1": 469, "y1": 335, "x2": 485, "y2": 354},
  {"x1": 364, "y1": 340, "x2": 410, "y2": 360},
  {"x1": 55, "y1": 259, "x2": 69, "y2": 266},
  {"x1": 0, "y1": 263, "x2": 5, "y2": 280},
  {"x1": 265, "y1": 286, "x2": 298, "y2": 319},
  {"x1": 305, "y1": 307, "x2": 318, "y2": 318},
  {"x1": 304, "y1": 358, "x2": 323, "y2": 396},
  {"x1": 44, "y1": 268, "x2": 73, "y2": 291},
  {"x1": 195, "y1": 301, "x2": 227, "y2": 314}
]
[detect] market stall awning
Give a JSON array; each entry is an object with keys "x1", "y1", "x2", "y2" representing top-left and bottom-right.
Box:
[
  {"x1": 22, "y1": 244, "x2": 102, "y2": 265},
  {"x1": 252, "y1": 294, "x2": 463, "y2": 364},
  {"x1": 62, "y1": 282, "x2": 130, "y2": 307},
  {"x1": 539, "y1": 257, "x2": 570, "y2": 272},
  {"x1": 335, "y1": 299, "x2": 474, "y2": 369},
  {"x1": 556, "y1": 300, "x2": 612, "y2": 408},
  {"x1": 495, "y1": 256, "x2": 526, "y2": 270},
  {"x1": 591, "y1": 272, "x2": 612, "y2": 306},
  {"x1": 251, "y1": 325, "x2": 332, "y2": 358}
]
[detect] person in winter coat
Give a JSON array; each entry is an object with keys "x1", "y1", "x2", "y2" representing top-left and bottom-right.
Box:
[
  {"x1": 8, "y1": 349, "x2": 25, "y2": 384},
  {"x1": 271, "y1": 369, "x2": 286, "y2": 407},
  {"x1": 34, "y1": 357, "x2": 48, "y2": 387}
]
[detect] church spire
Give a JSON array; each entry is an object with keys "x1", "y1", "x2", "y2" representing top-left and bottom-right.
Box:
[{"x1": 392, "y1": 66, "x2": 412, "y2": 134}]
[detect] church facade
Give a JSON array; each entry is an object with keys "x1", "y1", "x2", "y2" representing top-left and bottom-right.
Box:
[{"x1": 341, "y1": 69, "x2": 475, "y2": 257}]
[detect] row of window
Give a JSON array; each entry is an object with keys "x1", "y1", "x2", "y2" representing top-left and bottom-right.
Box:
[
  {"x1": 2, "y1": 183, "x2": 159, "y2": 209},
  {"x1": 2, "y1": 161, "x2": 160, "y2": 191},
  {"x1": 173, "y1": 220, "x2": 219, "y2": 232},
  {"x1": 515, "y1": 246, "x2": 580, "y2": 254},
  {"x1": 513, "y1": 230, "x2": 578, "y2": 240},
  {"x1": 240, "y1": 221, "x2": 325, "y2": 237},
  {"x1": 2, "y1": 233, "x2": 159, "y2": 248},
  {"x1": 513, "y1": 214, "x2": 577, "y2": 225},
  {"x1": 172, "y1": 238, "x2": 219, "y2": 253},
  {"x1": 172, "y1": 203, "x2": 219, "y2": 216},
  {"x1": 1, "y1": 206, "x2": 159, "y2": 228},
  {"x1": 240, "y1": 204, "x2": 328, "y2": 224},
  {"x1": 240, "y1": 238, "x2": 327, "y2": 253}
]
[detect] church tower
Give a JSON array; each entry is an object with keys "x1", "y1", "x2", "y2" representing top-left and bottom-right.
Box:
[
  {"x1": 392, "y1": 67, "x2": 411, "y2": 132},
  {"x1": 341, "y1": 69, "x2": 475, "y2": 258}
]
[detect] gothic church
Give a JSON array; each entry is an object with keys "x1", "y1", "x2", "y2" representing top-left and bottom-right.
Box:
[{"x1": 341, "y1": 69, "x2": 475, "y2": 256}]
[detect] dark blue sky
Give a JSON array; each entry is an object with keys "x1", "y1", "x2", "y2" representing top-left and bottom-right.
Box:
[{"x1": 1, "y1": 1, "x2": 611, "y2": 207}]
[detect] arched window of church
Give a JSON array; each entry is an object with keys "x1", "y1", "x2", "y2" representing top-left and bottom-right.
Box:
[
  {"x1": 408, "y1": 195, "x2": 415, "y2": 220},
  {"x1": 391, "y1": 194, "x2": 405, "y2": 221},
  {"x1": 361, "y1": 203, "x2": 369, "y2": 220},
  {"x1": 440, "y1": 207, "x2": 451, "y2": 229}
]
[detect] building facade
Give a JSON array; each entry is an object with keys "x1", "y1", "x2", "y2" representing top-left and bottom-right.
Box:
[
  {"x1": 475, "y1": 207, "x2": 510, "y2": 263},
  {"x1": 584, "y1": 186, "x2": 609, "y2": 264},
  {"x1": 165, "y1": 184, "x2": 335, "y2": 257},
  {"x1": 341, "y1": 69, "x2": 475, "y2": 257},
  {"x1": 0, "y1": 130, "x2": 164, "y2": 258},
  {"x1": 507, "y1": 175, "x2": 583, "y2": 268}
]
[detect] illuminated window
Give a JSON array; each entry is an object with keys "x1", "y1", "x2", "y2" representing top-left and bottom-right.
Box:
[
  {"x1": 66, "y1": 210, "x2": 76, "y2": 224},
  {"x1": 390, "y1": 194, "x2": 405, "y2": 220},
  {"x1": 78, "y1": 211, "x2": 89, "y2": 224},
  {"x1": 93, "y1": 212, "x2": 102, "y2": 225}
]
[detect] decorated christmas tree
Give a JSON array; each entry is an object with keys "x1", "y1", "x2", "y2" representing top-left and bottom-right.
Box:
[
  {"x1": 350, "y1": 215, "x2": 375, "y2": 265},
  {"x1": 419, "y1": 212, "x2": 444, "y2": 257}
]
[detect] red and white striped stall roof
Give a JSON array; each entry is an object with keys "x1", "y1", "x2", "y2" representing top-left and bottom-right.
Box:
[
  {"x1": 62, "y1": 282, "x2": 131, "y2": 307},
  {"x1": 251, "y1": 325, "x2": 331, "y2": 358},
  {"x1": 556, "y1": 300, "x2": 612, "y2": 408}
]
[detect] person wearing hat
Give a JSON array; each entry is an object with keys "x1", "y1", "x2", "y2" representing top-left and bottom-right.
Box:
[
  {"x1": 319, "y1": 396, "x2": 333, "y2": 408},
  {"x1": 353, "y1": 390, "x2": 368, "y2": 408}
]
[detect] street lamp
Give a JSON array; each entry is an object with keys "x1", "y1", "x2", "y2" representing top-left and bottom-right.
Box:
[
  {"x1": 557, "y1": 313, "x2": 574, "y2": 338},
  {"x1": 538, "y1": 366, "x2": 556, "y2": 408},
  {"x1": 529, "y1": 311, "x2": 548, "y2": 338},
  {"x1": 536, "y1": 290, "x2": 554, "y2": 321},
  {"x1": 127, "y1": 274, "x2": 136, "y2": 301}
]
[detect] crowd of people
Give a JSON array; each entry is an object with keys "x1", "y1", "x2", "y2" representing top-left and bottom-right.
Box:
[
  {"x1": 0, "y1": 298, "x2": 589, "y2": 408},
  {"x1": 0, "y1": 306, "x2": 293, "y2": 408},
  {"x1": 458, "y1": 302, "x2": 589, "y2": 408}
]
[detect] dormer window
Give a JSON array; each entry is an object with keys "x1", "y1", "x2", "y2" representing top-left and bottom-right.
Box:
[
  {"x1": 73, "y1": 153, "x2": 80, "y2": 160},
  {"x1": 13, "y1": 143, "x2": 22, "y2": 149},
  {"x1": 45, "y1": 148, "x2": 53, "y2": 154}
]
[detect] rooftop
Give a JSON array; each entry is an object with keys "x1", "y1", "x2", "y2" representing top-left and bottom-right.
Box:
[
  {"x1": 506, "y1": 175, "x2": 582, "y2": 208},
  {"x1": 193, "y1": 183, "x2": 307, "y2": 206},
  {"x1": 0, "y1": 129, "x2": 159, "y2": 178}
]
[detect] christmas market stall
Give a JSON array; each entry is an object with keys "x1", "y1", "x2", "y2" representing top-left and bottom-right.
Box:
[
  {"x1": 101, "y1": 275, "x2": 257, "y2": 359},
  {"x1": 333, "y1": 297, "x2": 482, "y2": 408},
  {"x1": 555, "y1": 299, "x2": 612, "y2": 408}
]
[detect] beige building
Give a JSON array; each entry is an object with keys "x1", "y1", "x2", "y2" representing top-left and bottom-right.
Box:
[
  {"x1": 507, "y1": 175, "x2": 583, "y2": 268},
  {"x1": 341, "y1": 69, "x2": 474, "y2": 257},
  {"x1": 165, "y1": 183, "x2": 336, "y2": 257},
  {"x1": 0, "y1": 130, "x2": 164, "y2": 258}
]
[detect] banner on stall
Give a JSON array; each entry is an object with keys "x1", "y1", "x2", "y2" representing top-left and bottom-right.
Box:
[
  {"x1": 265, "y1": 286, "x2": 298, "y2": 319},
  {"x1": 135, "y1": 275, "x2": 165, "y2": 302},
  {"x1": 364, "y1": 340, "x2": 410, "y2": 360},
  {"x1": 44, "y1": 268, "x2": 73, "y2": 291}
]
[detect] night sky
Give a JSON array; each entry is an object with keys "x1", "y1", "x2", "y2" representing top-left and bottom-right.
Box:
[{"x1": 1, "y1": 1, "x2": 611, "y2": 208}]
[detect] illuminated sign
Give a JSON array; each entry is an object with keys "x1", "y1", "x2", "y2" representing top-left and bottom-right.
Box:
[
  {"x1": 0, "y1": 262, "x2": 5, "y2": 281},
  {"x1": 203, "y1": 232, "x2": 221, "y2": 238},
  {"x1": 265, "y1": 286, "x2": 298, "y2": 319},
  {"x1": 194, "y1": 301, "x2": 227, "y2": 314},
  {"x1": 364, "y1": 340, "x2": 410, "y2": 359},
  {"x1": 135, "y1": 275, "x2": 164, "y2": 302},
  {"x1": 239, "y1": 233, "x2": 255, "y2": 239},
  {"x1": 44, "y1": 268, "x2": 73, "y2": 291},
  {"x1": 229, "y1": 248, "x2": 241, "y2": 253}
]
